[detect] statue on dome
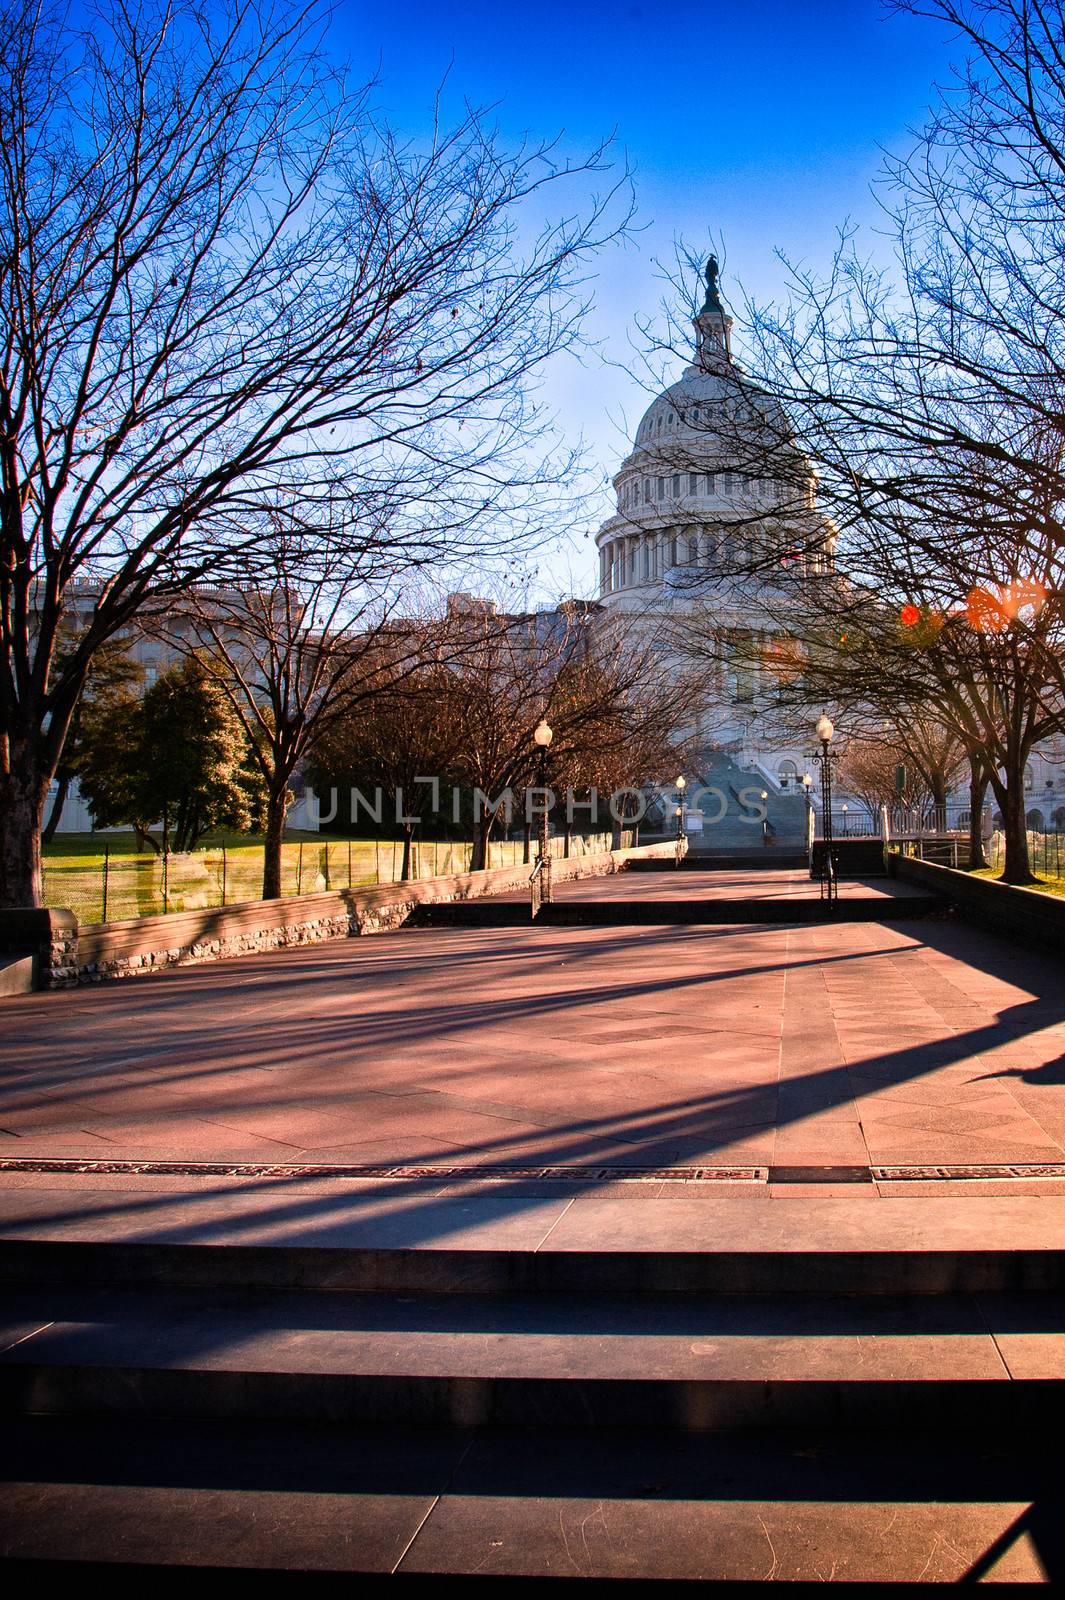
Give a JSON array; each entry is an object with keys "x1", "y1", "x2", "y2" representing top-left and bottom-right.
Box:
[{"x1": 700, "y1": 254, "x2": 725, "y2": 316}]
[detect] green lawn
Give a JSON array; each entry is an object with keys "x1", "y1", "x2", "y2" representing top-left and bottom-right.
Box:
[
  {"x1": 969, "y1": 866, "x2": 1065, "y2": 897},
  {"x1": 42, "y1": 834, "x2": 422, "y2": 922},
  {"x1": 39, "y1": 831, "x2": 561, "y2": 923}
]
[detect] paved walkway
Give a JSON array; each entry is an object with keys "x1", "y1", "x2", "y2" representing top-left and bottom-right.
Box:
[
  {"x1": 2, "y1": 892, "x2": 1064, "y2": 1178},
  {"x1": 548, "y1": 866, "x2": 924, "y2": 901}
]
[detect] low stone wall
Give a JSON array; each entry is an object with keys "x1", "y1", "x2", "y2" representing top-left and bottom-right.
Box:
[
  {"x1": 11, "y1": 840, "x2": 682, "y2": 988},
  {"x1": 0, "y1": 907, "x2": 78, "y2": 989},
  {"x1": 887, "y1": 851, "x2": 1065, "y2": 954}
]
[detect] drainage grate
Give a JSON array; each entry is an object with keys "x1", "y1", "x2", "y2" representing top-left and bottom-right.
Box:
[
  {"x1": 873, "y1": 1163, "x2": 1065, "y2": 1181},
  {"x1": 0, "y1": 1156, "x2": 768, "y2": 1184},
  {"x1": 768, "y1": 1165, "x2": 872, "y2": 1184},
  {"x1": 4, "y1": 1156, "x2": 1061, "y2": 1184}
]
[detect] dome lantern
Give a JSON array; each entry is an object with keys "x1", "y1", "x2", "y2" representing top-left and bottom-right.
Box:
[{"x1": 693, "y1": 254, "x2": 732, "y2": 371}]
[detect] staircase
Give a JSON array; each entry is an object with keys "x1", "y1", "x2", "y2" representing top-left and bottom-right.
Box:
[
  {"x1": 1, "y1": 1203, "x2": 1062, "y2": 1581},
  {"x1": 685, "y1": 751, "x2": 807, "y2": 863}
]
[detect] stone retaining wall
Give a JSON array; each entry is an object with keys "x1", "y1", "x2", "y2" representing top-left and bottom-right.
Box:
[
  {"x1": 4, "y1": 840, "x2": 682, "y2": 988},
  {"x1": 0, "y1": 907, "x2": 78, "y2": 989},
  {"x1": 887, "y1": 851, "x2": 1065, "y2": 954}
]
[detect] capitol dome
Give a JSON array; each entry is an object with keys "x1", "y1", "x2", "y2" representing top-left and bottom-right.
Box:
[{"x1": 596, "y1": 258, "x2": 834, "y2": 606}]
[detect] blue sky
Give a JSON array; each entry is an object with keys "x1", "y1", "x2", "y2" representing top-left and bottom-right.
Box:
[{"x1": 338, "y1": 0, "x2": 961, "y2": 593}]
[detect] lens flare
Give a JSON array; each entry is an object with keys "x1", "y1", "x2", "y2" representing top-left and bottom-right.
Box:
[
  {"x1": 966, "y1": 587, "x2": 1009, "y2": 634},
  {"x1": 966, "y1": 580, "x2": 1047, "y2": 633}
]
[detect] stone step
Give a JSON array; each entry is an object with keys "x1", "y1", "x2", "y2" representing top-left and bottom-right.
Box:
[
  {"x1": 3, "y1": 1193, "x2": 1065, "y2": 1295},
  {"x1": 681, "y1": 849, "x2": 809, "y2": 868},
  {"x1": 811, "y1": 839, "x2": 889, "y2": 879},
  {"x1": 0, "y1": 1282, "x2": 1061, "y2": 1431},
  {"x1": 417, "y1": 895, "x2": 945, "y2": 927},
  {"x1": 627, "y1": 851, "x2": 807, "y2": 869},
  {"x1": 0, "y1": 1414, "x2": 1055, "y2": 1579}
]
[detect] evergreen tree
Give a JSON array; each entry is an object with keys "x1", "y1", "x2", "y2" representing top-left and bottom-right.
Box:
[{"x1": 79, "y1": 658, "x2": 266, "y2": 850}]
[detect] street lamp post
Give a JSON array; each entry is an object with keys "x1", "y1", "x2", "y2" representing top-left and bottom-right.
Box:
[
  {"x1": 801, "y1": 772, "x2": 815, "y2": 864},
  {"x1": 841, "y1": 803, "x2": 849, "y2": 837},
  {"x1": 675, "y1": 774, "x2": 686, "y2": 865},
  {"x1": 533, "y1": 718, "x2": 553, "y2": 904},
  {"x1": 760, "y1": 789, "x2": 769, "y2": 846},
  {"x1": 815, "y1": 712, "x2": 838, "y2": 902}
]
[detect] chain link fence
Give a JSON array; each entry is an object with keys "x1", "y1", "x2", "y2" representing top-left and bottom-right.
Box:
[
  {"x1": 42, "y1": 831, "x2": 626, "y2": 925},
  {"x1": 985, "y1": 829, "x2": 1065, "y2": 880}
]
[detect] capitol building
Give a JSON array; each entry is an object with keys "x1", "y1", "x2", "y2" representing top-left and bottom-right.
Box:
[{"x1": 594, "y1": 259, "x2": 837, "y2": 850}]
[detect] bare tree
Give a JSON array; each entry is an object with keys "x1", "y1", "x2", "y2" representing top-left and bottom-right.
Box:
[
  {"x1": 0, "y1": 0, "x2": 629, "y2": 906},
  {"x1": 836, "y1": 716, "x2": 966, "y2": 824},
  {"x1": 676, "y1": 1, "x2": 1065, "y2": 882},
  {"x1": 305, "y1": 651, "x2": 464, "y2": 882},
  {"x1": 170, "y1": 505, "x2": 452, "y2": 898},
  {"x1": 422, "y1": 599, "x2": 690, "y2": 869}
]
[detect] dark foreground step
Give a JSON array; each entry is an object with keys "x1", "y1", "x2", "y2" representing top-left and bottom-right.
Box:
[
  {"x1": 1, "y1": 1283, "x2": 1061, "y2": 1431},
  {"x1": 0, "y1": 1414, "x2": 1059, "y2": 1579},
  {"x1": 3, "y1": 1223, "x2": 1065, "y2": 1296}
]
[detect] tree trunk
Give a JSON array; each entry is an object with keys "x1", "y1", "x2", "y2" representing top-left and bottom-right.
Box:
[
  {"x1": 41, "y1": 772, "x2": 70, "y2": 843},
  {"x1": 967, "y1": 762, "x2": 989, "y2": 871},
  {"x1": 400, "y1": 823, "x2": 414, "y2": 882},
  {"x1": 998, "y1": 778, "x2": 1033, "y2": 885},
  {"x1": 0, "y1": 760, "x2": 49, "y2": 908},
  {"x1": 262, "y1": 787, "x2": 289, "y2": 900},
  {"x1": 470, "y1": 813, "x2": 493, "y2": 872},
  {"x1": 522, "y1": 822, "x2": 531, "y2": 864}
]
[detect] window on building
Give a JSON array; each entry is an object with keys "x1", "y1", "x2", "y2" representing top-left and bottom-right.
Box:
[
  {"x1": 705, "y1": 474, "x2": 715, "y2": 495},
  {"x1": 644, "y1": 477, "x2": 652, "y2": 501},
  {"x1": 689, "y1": 473, "x2": 698, "y2": 495},
  {"x1": 657, "y1": 476, "x2": 664, "y2": 498}
]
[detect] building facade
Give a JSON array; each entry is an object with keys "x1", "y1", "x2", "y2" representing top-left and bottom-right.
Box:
[{"x1": 594, "y1": 259, "x2": 835, "y2": 849}]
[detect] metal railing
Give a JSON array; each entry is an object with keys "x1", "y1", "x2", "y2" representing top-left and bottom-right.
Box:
[{"x1": 886, "y1": 803, "x2": 990, "y2": 838}]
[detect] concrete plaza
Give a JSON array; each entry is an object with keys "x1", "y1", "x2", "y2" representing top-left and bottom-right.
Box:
[
  {"x1": 1, "y1": 868, "x2": 1063, "y2": 1182},
  {"x1": 3, "y1": 868, "x2": 1065, "y2": 1583}
]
